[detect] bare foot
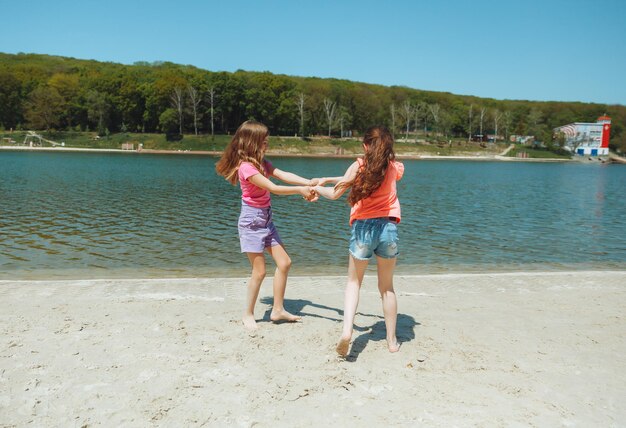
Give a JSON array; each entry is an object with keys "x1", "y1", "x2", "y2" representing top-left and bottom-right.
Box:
[
  {"x1": 387, "y1": 339, "x2": 400, "y2": 353},
  {"x1": 242, "y1": 314, "x2": 258, "y2": 330},
  {"x1": 270, "y1": 309, "x2": 301, "y2": 323},
  {"x1": 336, "y1": 336, "x2": 350, "y2": 357}
]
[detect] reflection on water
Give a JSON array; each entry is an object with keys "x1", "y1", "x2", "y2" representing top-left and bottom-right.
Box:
[{"x1": 1, "y1": 151, "x2": 624, "y2": 279}]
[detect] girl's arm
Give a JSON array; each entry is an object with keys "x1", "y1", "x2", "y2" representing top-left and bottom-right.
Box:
[
  {"x1": 317, "y1": 176, "x2": 344, "y2": 186},
  {"x1": 271, "y1": 168, "x2": 319, "y2": 186},
  {"x1": 314, "y1": 161, "x2": 359, "y2": 200},
  {"x1": 314, "y1": 184, "x2": 345, "y2": 200},
  {"x1": 248, "y1": 173, "x2": 314, "y2": 199}
]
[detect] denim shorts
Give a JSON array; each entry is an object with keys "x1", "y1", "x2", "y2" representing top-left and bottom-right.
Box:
[
  {"x1": 238, "y1": 203, "x2": 283, "y2": 253},
  {"x1": 349, "y1": 217, "x2": 399, "y2": 260}
]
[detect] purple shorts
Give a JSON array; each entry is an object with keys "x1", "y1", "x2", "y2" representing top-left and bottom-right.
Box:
[{"x1": 238, "y1": 203, "x2": 283, "y2": 253}]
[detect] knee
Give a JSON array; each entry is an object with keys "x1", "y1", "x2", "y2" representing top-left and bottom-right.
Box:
[
  {"x1": 276, "y1": 256, "x2": 292, "y2": 273},
  {"x1": 251, "y1": 267, "x2": 266, "y2": 282}
]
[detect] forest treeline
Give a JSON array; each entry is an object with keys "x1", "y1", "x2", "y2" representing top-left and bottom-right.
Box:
[{"x1": 1, "y1": 52, "x2": 625, "y2": 151}]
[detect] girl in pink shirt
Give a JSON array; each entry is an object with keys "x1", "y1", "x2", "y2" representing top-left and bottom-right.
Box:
[
  {"x1": 216, "y1": 120, "x2": 318, "y2": 330},
  {"x1": 315, "y1": 126, "x2": 404, "y2": 356}
]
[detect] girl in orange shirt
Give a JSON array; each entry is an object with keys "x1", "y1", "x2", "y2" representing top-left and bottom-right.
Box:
[{"x1": 315, "y1": 126, "x2": 404, "y2": 356}]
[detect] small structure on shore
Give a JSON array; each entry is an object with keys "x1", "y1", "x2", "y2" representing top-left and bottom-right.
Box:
[
  {"x1": 510, "y1": 135, "x2": 535, "y2": 145},
  {"x1": 22, "y1": 131, "x2": 61, "y2": 147},
  {"x1": 554, "y1": 116, "x2": 611, "y2": 156},
  {"x1": 23, "y1": 133, "x2": 42, "y2": 147}
]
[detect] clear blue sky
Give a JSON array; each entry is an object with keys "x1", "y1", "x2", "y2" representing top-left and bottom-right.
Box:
[{"x1": 2, "y1": 0, "x2": 625, "y2": 105}]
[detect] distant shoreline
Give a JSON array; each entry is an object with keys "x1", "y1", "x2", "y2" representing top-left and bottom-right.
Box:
[{"x1": 0, "y1": 145, "x2": 576, "y2": 162}]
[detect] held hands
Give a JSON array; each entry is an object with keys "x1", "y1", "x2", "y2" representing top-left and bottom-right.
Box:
[
  {"x1": 300, "y1": 176, "x2": 339, "y2": 201},
  {"x1": 301, "y1": 186, "x2": 319, "y2": 202},
  {"x1": 303, "y1": 178, "x2": 325, "y2": 202},
  {"x1": 300, "y1": 180, "x2": 339, "y2": 202}
]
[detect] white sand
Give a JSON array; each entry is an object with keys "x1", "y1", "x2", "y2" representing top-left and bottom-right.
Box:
[{"x1": 1, "y1": 271, "x2": 625, "y2": 427}]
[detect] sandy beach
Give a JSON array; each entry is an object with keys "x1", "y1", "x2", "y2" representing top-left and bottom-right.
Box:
[{"x1": 1, "y1": 271, "x2": 624, "y2": 427}]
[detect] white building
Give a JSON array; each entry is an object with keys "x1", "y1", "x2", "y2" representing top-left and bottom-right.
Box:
[{"x1": 554, "y1": 116, "x2": 611, "y2": 156}]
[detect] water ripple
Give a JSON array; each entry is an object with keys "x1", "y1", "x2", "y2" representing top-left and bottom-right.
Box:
[{"x1": 1, "y1": 152, "x2": 625, "y2": 279}]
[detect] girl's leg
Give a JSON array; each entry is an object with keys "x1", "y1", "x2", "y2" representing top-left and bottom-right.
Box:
[
  {"x1": 337, "y1": 255, "x2": 369, "y2": 356},
  {"x1": 243, "y1": 252, "x2": 266, "y2": 330},
  {"x1": 266, "y1": 244, "x2": 300, "y2": 322},
  {"x1": 376, "y1": 256, "x2": 399, "y2": 352}
]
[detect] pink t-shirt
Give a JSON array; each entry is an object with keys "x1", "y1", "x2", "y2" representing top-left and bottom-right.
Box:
[
  {"x1": 349, "y1": 159, "x2": 404, "y2": 225},
  {"x1": 238, "y1": 160, "x2": 274, "y2": 208}
]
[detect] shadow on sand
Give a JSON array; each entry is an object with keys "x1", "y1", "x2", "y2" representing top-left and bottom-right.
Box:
[
  {"x1": 259, "y1": 297, "x2": 376, "y2": 328},
  {"x1": 345, "y1": 314, "x2": 419, "y2": 361},
  {"x1": 259, "y1": 296, "x2": 419, "y2": 361}
]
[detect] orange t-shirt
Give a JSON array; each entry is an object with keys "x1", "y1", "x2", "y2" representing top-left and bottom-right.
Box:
[{"x1": 349, "y1": 158, "x2": 404, "y2": 225}]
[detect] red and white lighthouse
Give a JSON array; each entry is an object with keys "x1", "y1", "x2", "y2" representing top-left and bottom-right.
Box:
[{"x1": 597, "y1": 115, "x2": 611, "y2": 153}]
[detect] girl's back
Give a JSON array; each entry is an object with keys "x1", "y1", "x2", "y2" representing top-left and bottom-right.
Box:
[{"x1": 350, "y1": 160, "x2": 404, "y2": 224}]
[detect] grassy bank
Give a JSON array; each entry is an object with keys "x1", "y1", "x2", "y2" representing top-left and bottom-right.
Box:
[
  {"x1": 505, "y1": 146, "x2": 572, "y2": 159},
  {"x1": 1, "y1": 130, "x2": 568, "y2": 158}
]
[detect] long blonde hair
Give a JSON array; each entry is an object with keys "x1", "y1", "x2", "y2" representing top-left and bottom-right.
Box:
[
  {"x1": 215, "y1": 120, "x2": 269, "y2": 185},
  {"x1": 338, "y1": 126, "x2": 395, "y2": 205}
]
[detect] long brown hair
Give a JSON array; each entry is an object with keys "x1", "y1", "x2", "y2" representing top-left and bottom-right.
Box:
[
  {"x1": 338, "y1": 126, "x2": 395, "y2": 205},
  {"x1": 215, "y1": 120, "x2": 269, "y2": 185}
]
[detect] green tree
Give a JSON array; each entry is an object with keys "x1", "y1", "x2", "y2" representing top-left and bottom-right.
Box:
[
  {"x1": 25, "y1": 86, "x2": 64, "y2": 130},
  {"x1": 337, "y1": 105, "x2": 352, "y2": 137},
  {"x1": 86, "y1": 90, "x2": 109, "y2": 136},
  {"x1": 0, "y1": 71, "x2": 22, "y2": 129},
  {"x1": 159, "y1": 108, "x2": 182, "y2": 141},
  {"x1": 48, "y1": 73, "x2": 80, "y2": 128},
  {"x1": 527, "y1": 108, "x2": 544, "y2": 138},
  {"x1": 118, "y1": 71, "x2": 146, "y2": 132}
]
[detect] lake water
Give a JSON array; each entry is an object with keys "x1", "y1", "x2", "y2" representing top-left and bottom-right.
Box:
[{"x1": 1, "y1": 151, "x2": 624, "y2": 279}]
